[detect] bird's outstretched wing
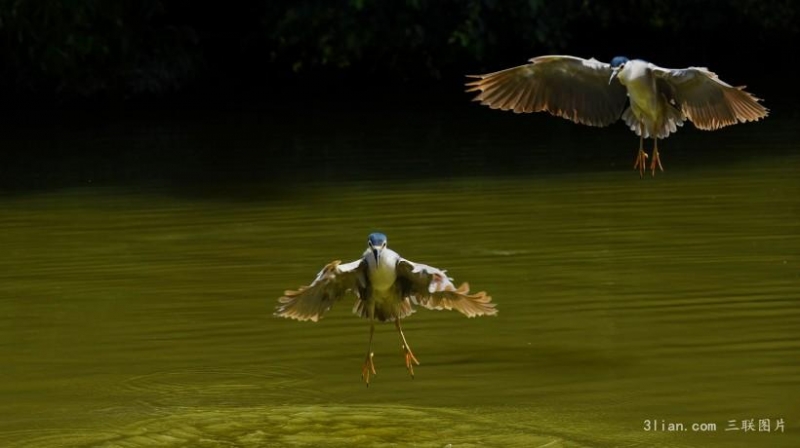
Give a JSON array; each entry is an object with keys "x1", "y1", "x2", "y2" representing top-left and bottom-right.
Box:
[
  {"x1": 275, "y1": 259, "x2": 366, "y2": 322},
  {"x1": 652, "y1": 66, "x2": 768, "y2": 130},
  {"x1": 465, "y1": 55, "x2": 628, "y2": 127},
  {"x1": 396, "y1": 259, "x2": 497, "y2": 318}
]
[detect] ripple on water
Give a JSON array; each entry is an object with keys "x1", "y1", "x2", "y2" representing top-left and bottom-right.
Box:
[
  {"x1": 118, "y1": 366, "x2": 325, "y2": 407},
  {"x1": 1, "y1": 405, "x2": 579, "y2": 448}
]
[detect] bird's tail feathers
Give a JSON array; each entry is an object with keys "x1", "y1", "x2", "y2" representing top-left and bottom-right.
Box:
[
  {"x1": 352, "y1": 298, "x2": 416, "y2": 322},
  {"x1": 622, "y1": 106, "x2": 684, "y2": 139}
]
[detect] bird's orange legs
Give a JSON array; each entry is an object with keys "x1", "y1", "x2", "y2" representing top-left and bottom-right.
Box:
[
  {"x1": 361, "y1": 304, "x2": 419, "y2": 386},
  {"x1": 633, "y1": 124, "x2": 664, "y2": 177},
  {"x1": 633, "y1": 133, "x2": 649, "y2": 178},
  {"x1": 649, "y1": 138, "x2": 663, "y2": 176},
  {"x1": 361, "y1": 306, "x2": 377, "y2": 387},
  {"x1": 395, "y1": 319, "x2": 420, "y2": 378}
]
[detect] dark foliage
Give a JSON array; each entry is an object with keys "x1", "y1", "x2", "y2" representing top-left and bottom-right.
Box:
[{"x1": 0, "y1": 0, "x2": 797, "y2": 102}]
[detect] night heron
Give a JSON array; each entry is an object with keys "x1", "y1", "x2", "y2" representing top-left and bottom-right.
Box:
[
  {"x1": 275, "y1": 232, "x2": 497, "y2": 386},
  {"x1": 466, "y1": 55, "x2": 768, "y2": 176}
]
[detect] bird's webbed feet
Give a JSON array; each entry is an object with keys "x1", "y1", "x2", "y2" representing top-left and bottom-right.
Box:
[
  {"x1": 649, "y1": 146, "x2": 664, "y2": 176},
  {"x1": 395, "y1": 319, "x2": 420, "y2": 378},
  {"x1": 633, "y1": 148, "x2": 649, "y2": 178},
  {"x1": 401, "y1": 344, "x2": 420, "y2": 378},
  {"x1": 361, "y1": 352, "x2": 377, "y2": 387}
]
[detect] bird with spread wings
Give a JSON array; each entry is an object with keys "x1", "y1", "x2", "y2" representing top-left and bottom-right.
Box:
[
  {"x1": 466, "y1": 55, "x2": 768, "y2": 176},
  {"x1": 275, "y1": 232, "x2": 497, "y2": 386}
]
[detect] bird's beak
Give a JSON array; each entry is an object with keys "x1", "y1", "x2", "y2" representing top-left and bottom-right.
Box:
[
  {"x1": 609, "y1": 68, "x2": 619, "y2": 85},
  {"x1": 372, "y1": 248, "x2": 379, "y2": 262}
]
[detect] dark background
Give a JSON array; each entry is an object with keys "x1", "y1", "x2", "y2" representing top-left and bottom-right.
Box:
[
  {"x1": 0, "y1": 0, "x2": 797, "y2": 191},
  {"x1": 1, "y1": 0, "x2": 797, "y2": 110}
]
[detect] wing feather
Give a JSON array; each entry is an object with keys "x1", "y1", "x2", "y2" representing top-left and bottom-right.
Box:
[
  {"x1": 466, "y1": 55, "x2": 628, "y2": 127},
  {"x1": 652, "y1": 66, "x2": 768, "y2": 130},
  {"x1": 397, "y1": 259, "x2": 497, "y2": 318},
  {"x1": 275, "y1": 259, "x2": 365, "y2": 322}
]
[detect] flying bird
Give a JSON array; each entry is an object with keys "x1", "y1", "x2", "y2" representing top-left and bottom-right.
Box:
[
  {"x1": 466, "y1": 55, "x2": 768, "y2": 177},
  {"x1": 275, "y1": 232, "x2": 497, "y2": 386}
]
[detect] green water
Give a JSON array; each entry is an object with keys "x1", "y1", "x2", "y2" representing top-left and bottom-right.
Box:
[{"x1": 1, "y1": 110, "x2": 799, "y2": 447}]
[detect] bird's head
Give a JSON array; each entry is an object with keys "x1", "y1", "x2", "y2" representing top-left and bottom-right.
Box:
[
  {"x1": 609, "y1": 56, "x2": 629, "y2": 84},
  {"x1": 367, "y1": 232, "x2": 388, "y2": 262}
]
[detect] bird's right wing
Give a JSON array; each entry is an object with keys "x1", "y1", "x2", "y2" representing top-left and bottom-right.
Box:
[
  {"x1": 466, "y1": 55, "x2": 628, "y2": 127},
  {"x1": 275, "y1": 259, "x2": 366, "y2": 322},
  {"x1": 396, "y1": 259, "x2": 497, "y2": 318}
]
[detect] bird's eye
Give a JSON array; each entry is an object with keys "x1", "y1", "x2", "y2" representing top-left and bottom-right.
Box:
[{"x1": 368, "y1": 241, "x2": 373, "y2": 247}]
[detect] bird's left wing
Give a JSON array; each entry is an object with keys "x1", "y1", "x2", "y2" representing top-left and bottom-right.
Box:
[
  {"x1": 396, "y1": 259, "x2": 497, "y2": 318},
  {"x1": 465, "y1": 55, "x2": 628, "y2": 127},
  {"x1": 275, "y1": 259, "x2": 366, "y2": 322},
  {"x1": 652, "y1": 66, "x2": 768, "y2": 130}
]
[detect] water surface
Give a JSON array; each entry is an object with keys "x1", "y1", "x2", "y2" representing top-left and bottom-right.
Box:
[{"x1": 1, "y1": 109, "x2": 798, "y2": 447}]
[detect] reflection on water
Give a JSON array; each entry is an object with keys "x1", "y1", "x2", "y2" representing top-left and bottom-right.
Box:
[
  {"x1": 0, "y1": 403, "x2": 574, "y2": 448},
  {"x1": 0, "y1": 110, "x2": 798, "y2": 447}
]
